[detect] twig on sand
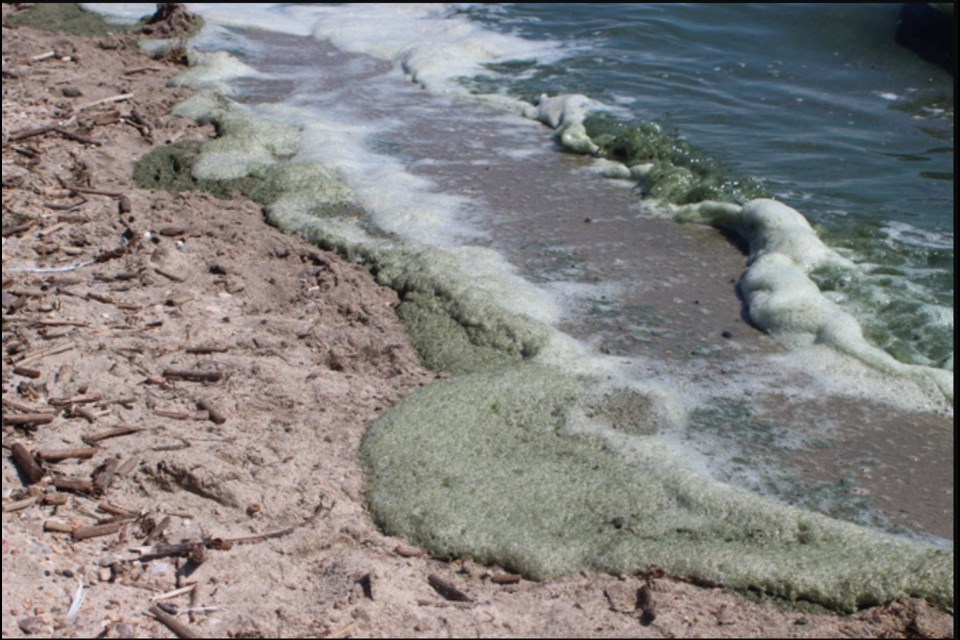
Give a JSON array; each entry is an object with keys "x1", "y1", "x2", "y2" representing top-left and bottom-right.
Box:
[
  {"x1": 82, "y1": 425, "x2": 143, "y2": 445},
  {"x1": 2, "y1": 261, "x2": 92, "y2": 274},
  {"x1": 76, "y1": 93, "x2": 133, "y2": 112},
  {"x1": 148, "y1": 604, "x2": 200, "y2": 639},
  {"x1": 11, "y1": 443, "x2": 45, "y2": 484},
  {"x1": 72, "y1": 521, "x2": 125, "y2": 541}
]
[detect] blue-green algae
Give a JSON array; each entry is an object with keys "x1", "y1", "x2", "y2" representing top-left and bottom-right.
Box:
[{"x1": 361, "y1": 364, "x2": 952, "y2": 612}]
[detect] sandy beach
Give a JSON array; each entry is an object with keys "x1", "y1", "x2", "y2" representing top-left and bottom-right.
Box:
[{"x1": 1, "y1": 5, "x2": 953, "y2": 638}]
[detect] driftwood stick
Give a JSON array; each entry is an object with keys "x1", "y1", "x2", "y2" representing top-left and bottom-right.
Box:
[
  {"x1": 7, "y1": 123, "x2": 56, "y2": 142},
  {"x1": 12, "y1": 366, "x2": 42, "y2": 379},
  {"x1": 427, "y1": 574, "x2": 472, "y2": 602},
  {"x1": 76, "y1": 93, "x2": 134, "y2": 112},
  {"x1": 219, "y1": 498, "x2": 334, "y2": 547},
  {"x1": 11, "y1": 443, "x2": 45, "y2": 483},
  {"x1": 42, "y1": 493, "x2": 69, "y2": 506},
  {"x1": 148, "y1": 604, "x2": 199, "y2": 639},
  {"x1": 154, "y1": 267, "x2": 186, "y2": 283},
  {"x1": 49, "y1": 393, "x2": 102, "y2": 406},
  {"x1": 82, "y1": 425, "x2": 142, "y2": 445},
  {"x1": 16, "y1": 342, "x2": 75, "y2": 365},
  {"x1": 36, "y1": 447, "x2": 98, "y2": 462},
  {"x1": 3, "y1": 496, "x2": 39, "y2": 512},
  {"x1": 44, "y1": 520, "x2": 75, "y2": 534},
  {"x1": 74, "y1": 406, "x2": 99, "y2": 423},
  {"x1": 2, "y1": 399, "x2": 54, "y2": 414},
  {"x1": 52, "y1": 475, "x2": 94, "y2": 494},
  {"x1": 66, "y1": 184, "x2": 123, "y2": 198},
  {"x1": 151, "y1": 584, "x2": 198, "y2": 602},
  {"x1": 394, "y1": 544, "x2": 427, "y2": 558},
  {"x1": 98, "y1": 501, "x2": 139, "y2": 518},
  {"x1": 490, "y1": 572, "x2": 522, "y2": 585},
  {"x1": 4, "y1": 413, "x2": 55, "y2": 427},
  {"x1": 54, "y1": 127, "x2": 100, "y2": 146},
  {"x1": 72, "y1": 521, "x2": 124, "y2": 541}
]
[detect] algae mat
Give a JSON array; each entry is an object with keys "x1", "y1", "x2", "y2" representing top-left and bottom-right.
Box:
[{"x1": 361, "y1": 364, "x2": 952, "y2": 612}]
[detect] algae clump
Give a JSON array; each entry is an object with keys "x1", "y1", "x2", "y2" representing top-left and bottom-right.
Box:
[
  {"x1": 133, "y1": 133, "x2": 547, "y2": 376},
  {"x1": 360, "y1": 364, "x2": 953, "y2": 612}
]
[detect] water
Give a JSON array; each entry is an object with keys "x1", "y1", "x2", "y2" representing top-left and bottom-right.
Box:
[{"x1": 87, "y1": 2, "x2": 953, "y2": 608}]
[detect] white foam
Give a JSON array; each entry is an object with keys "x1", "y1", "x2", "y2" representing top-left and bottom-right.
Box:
[
  {"x1": 674, "y1": 199, "x2": 953, "y2": 403},
  {"x1": 883, "y1": 220, "x2": 954, "y2": 251},
  {"x1": 80, "y1": 3, "x2": 155, "y2": 23},
  {"x1": 256, "y1": 102, "x2": 482, "y2": 247},
  {"x1": 523, "y1": 94, "x2": 601, "y2": 154},
  {"x1": 303, "y1": 4, "x2": 564, "y2": 95}
]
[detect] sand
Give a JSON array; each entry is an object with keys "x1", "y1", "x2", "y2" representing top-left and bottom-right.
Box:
[{"x1": 1, "y1": 5, "x2": 953, "y2": 638}]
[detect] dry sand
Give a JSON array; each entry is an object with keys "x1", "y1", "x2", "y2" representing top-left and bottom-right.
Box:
[{"x1": 1, "y1": 5, "x2": 953, "y2": 638}]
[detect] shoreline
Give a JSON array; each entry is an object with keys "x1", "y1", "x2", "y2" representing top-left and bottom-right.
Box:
[{"x1": 1, "y1": 5, "x2": 953, "y2": 638}]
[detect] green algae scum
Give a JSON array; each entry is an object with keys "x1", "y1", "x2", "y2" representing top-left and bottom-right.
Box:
[
  {"x1": 360, "y1": 364, "x2": 951, "y2": 612},
  {"x1": 117, "y1": 2, "x2": 957, "y2": 615}
]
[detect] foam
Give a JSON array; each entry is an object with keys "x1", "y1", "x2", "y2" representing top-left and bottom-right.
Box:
[
  {"x1": 523, "y1": 94, "x2": 601, "y2": 154},
  {"x1": 304, "y1": 4, "x2": 564, "y2": 95},
  {"x1": 79, "y1": 3, "x2": 154, "y2": 24},
  {"x1": 674, "y1": 199, "x2": 953, "y2": 403},
  {"x1": 259, "y1": 102, "x2": 483, "y2": 247},
  {"x1": 169, "y1": 50, "x2": 262, "y2": 92}
]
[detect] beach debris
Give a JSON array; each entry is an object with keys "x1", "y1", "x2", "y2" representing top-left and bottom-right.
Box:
[
  {"x1": 196, "y1": 398, "x2": 226, "y2": 424},
  {"x1": 394, "y1": 543, "x2": 427, "y2": 558},
  {"x1": 3, "y1": 495, "x2": 39, "y2": 512},
  {"x1": 148, "y1": 603, "x2": 199, "y2": 639},
  {"x1": 52, "y1": 475, "x2": 94, "y2": 494},
  {"x1": 11, "y1": 442, "x2": 45, "y2": 483},
  {"x1": 44, "y1": 520, "x2": 75, "y2": 534},
  {"x1": 81, "y1": 424, "x2": 143, "y2": 445},
  {"x1": 427, "y1": 574, "x2": 471, "y2": 602},
  {"x1": 70, "y1": 521, "x2": 129, "y2": 542},
  {"x1": 4, "y1": 412, "x2": 56, "y2": 428},
  {"x1": 67, "y1": 579, "x2": 85, "y2": 620},
  {"x1": 637, "y1": 582, "x2": 656, "y2": 625},
  {"x1": 36, "y1": 447, "x2": 98, "y2": 463},
  {"x1": 17, "y1": 616, "x2": 46, "y2": 635}
]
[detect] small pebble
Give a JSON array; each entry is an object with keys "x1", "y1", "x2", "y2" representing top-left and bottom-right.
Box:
[
  {"x1": 18, "y1": 616, "x2": 45, "y2": 635},
  {"x1": 721, "y1": 330, "x2": 733, "y2": 339}
]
